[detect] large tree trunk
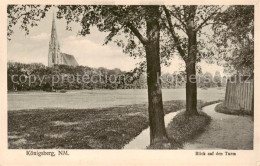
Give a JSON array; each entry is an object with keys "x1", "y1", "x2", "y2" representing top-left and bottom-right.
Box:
[
  {"x1": 185, "y1": 29, "x2": 199, "y2": 116},
  {"x1": 145, "y1": 6, "x2": 169, "y2": 145}
]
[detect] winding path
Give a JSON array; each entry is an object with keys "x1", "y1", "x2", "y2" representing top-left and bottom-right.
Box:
[
  {"x1": 124, "y1": 111, "x2": 183, "y2": 149},
  {"x1": 183, "y1": 103, "x2": 253, "y2": 150}
]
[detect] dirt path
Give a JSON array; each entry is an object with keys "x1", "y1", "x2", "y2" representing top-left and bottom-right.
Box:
[
  {"x1": 183, "y1": 103, "x2": 253, "y2": 150},
  {"x1": 124, "y1": 111, "x2": 183, "y2": 149}
]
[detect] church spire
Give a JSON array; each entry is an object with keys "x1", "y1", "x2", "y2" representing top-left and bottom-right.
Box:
[
  {"x1": 48, "y1": 12, "x2": 61, "y2": 67},
  {"x1": 51, "y1": 12, "x2": 58, "y2": 40}
]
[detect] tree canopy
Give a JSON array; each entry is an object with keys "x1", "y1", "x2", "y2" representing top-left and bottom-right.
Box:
[{"x1": 213, "y1": 5, "x2": 254, "y2": 75}]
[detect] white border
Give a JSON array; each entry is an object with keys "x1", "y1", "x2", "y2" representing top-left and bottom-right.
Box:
[{"x1": 1, "y1": 0, "x2": 259, "y2": 165}]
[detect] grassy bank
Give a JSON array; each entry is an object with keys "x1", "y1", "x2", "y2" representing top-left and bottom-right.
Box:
[
  {"x1": 164, "y1": 100, "x2": 221, "y2": 149},
  {"x1": 215, "y1": 102, "x2": 253, "y2": 116},
  {"x1": 8, "y1": 100, "x2": 186, "y2": 149}
]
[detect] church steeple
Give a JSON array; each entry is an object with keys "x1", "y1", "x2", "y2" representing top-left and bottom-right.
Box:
[
  {"x1": 47, "y1": 12, "x2": 78, "y2": 67},
  {"x1": 51, "y1": 13, "x2": 58, "y2": 42},
  {"x1": 48, "y1": 12, "x2": 62, "y2": 67}
]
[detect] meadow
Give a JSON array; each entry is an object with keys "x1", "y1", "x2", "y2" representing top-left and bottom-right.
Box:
[
  {"x1": 8, "y1": 88, "x2": 225, "y2": 110},
  {"x1": 8, "y1": 88, "x2": 225, "y2": 149}
]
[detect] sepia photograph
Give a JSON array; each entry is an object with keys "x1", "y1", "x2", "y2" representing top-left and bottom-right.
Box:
[
  {"x1": 1, "y1": 1, "x2": 259, "y2": 165},
  {"x1": 6, "y1": 4, "x2": 254, "y2": 150}
]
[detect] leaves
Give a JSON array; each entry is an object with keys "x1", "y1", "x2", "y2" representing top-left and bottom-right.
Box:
[
  {"x1": 7, "y1": 5, "x2": 52, "y2": 40},
  {"x1": 8, "y1": 5, "x2": 252, "y2": 76},
  {"x1": 161, "y1": 5, "x2": 222, "y2": 67},
  {"x1": 212, "y1": 6, "x2": 254, "y2": 75}
]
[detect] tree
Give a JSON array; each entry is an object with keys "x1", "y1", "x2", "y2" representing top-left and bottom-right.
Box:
[
  {"x1": 8, "y1": 5, "x2": 170, "y2": 147},
  {"x1": 162, "y1": 5, "x2": 222, "y2": 116},
  {"x1": 213, "y1": 6, "x2": 254, "y2": 76},
  {"x1": 203, "y1": 72, "x2": 213, "y2": 88},
  {"x1": 213, "y1": 71, "x2": 222, "y2": 87}
]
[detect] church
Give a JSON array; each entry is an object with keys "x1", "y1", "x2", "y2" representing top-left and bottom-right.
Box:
[{"x1": 48, "y1": 15, "x2": 79, "y2": 67}]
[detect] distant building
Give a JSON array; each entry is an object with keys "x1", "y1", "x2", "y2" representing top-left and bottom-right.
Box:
[{"x1": 48, "y1": 14, "x2": 78, "y2": 67}]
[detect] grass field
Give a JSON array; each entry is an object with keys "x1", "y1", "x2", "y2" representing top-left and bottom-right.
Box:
[
  {"x1": 164, "y1": 101, "x2": 221, "y2": 149},
  {"x1": 8, "y1": 88, "x2": 225, "y2": 110},
  {"x1": 8, "y1": 100, "x2": 186, "y2": 149},
  {"x1": 215, "y1": 102, "x2": 253, "y2": 116},
  {"x1": 8, "y1": 88, "x2": 225, "y2": 149}
]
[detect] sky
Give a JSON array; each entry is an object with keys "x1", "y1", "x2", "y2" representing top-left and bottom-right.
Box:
[{"x1": 7, "y1": 7, "x2": 224, "y2": 76}]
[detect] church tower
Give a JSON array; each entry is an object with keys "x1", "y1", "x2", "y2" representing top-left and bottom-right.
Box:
[{"x1": 48, "y1": 14, "x2": 63, "y2": 67}]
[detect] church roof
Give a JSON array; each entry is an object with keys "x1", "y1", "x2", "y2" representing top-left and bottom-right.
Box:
[{"x1": 61, "y1": 53, "x2": 79, "y2": 66}]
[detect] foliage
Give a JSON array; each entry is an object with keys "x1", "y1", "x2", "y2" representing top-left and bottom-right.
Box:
[
  {"x1": 7, "y1": 5, "x2": 253, "y2": 76},
  {"x1": 7, "y1": 61, "x2": 226, "y2": 91},
  {"x1": 7, "y1": 5, "x2": 222, "y2": 69},
  {"x1": 197, "y1": 71, "x2": 225, "y2": 88},
  {"x1": 7, "y1": 5, "x2": 52, "y2": 40},
  {"x1": 213, "y1": 6, "x2": 254, "y2": 75},
  {"x1": 161, "y1": 5, "x2": 223, "y2": 63},
  {"x1": 8, "y1": 5, "x2": 147, "y2": 60},
  {"x1": 7, "y1": 62, "x2": 148, "y2": 91},
  {"x1": 161, "y1": 5, "x2": 224, "y2": 115}
]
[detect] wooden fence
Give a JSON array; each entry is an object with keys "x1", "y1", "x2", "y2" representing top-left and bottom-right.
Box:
[{"x1": 224, "y1": 81, "x2": 254, "y2": 111}]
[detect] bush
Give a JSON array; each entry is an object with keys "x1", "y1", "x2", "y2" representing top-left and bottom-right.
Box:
[{"x1": 166, "y1": 111, "x2": 211, "y2": 148}]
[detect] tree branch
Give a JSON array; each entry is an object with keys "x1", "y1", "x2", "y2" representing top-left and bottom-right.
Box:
[
  {"x1": 195, "y1": 6, "x2": 222, "y2": 31},
  {"x1": 169, "y1": 7, "x2": 187, "y2": 32},
  {"x1": 126, "y1": 22, "x2": 148, "y2": 45},
  {"x1": 163, "y1": 6, "x2": 186, "y2": 60}
]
